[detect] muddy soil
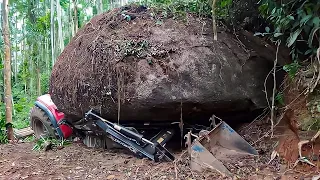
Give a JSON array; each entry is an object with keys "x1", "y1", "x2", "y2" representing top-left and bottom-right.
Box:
[{"x1": 1, "y1": 117, "x2": 319, "y2": 180}]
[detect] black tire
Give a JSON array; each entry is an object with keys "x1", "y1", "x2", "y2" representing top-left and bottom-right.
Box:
[{"x1": 30, "y1": 106, "x2": 57, "y2": 139}]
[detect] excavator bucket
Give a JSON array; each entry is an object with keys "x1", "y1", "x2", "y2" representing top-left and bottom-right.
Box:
[{"x1": 190, "y1": 121, "x2": 258, "y2": 176}]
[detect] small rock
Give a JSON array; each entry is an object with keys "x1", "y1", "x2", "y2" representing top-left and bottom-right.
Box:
[
  {"x1": 75, "y1": 166, "x2": 82, "y2": 170},
  {"x1": 44, "y1": 141, "x2": 52, "y2": 151}
]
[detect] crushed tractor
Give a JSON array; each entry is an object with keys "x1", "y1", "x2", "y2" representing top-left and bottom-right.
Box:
[{"x1": 30, "y1": 94, "x2": 258, "y2": 175}]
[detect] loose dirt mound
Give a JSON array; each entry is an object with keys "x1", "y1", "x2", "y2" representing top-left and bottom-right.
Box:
[
  {"x1": 50, "y1": 5, "x2": 272, "y2": 121},
  {"x1": 275, "y1": 75, "x2": 320, "y2": 166}
]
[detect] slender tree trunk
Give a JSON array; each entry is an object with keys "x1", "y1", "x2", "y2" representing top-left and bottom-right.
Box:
[
  {"x1": 38, "y1": 40, "x2": 42, "y2": 95},
  {"x1": 37, "y1": 69, "x2": 41, "y2": 95},
  {"x1": 54, "y1": 25, "x2": 59, "y2": 59},
  {"x1": 24, "y1": 44, "x2": 27, "y2": 93},
  {"x1": 2, "y1": 0, "x2": 14, "y2": 140},
  {"x1": 56, "y1": 0, "x2": 64, "y2": 54},
  {"x1": 14, "y1": 15, "x2": 17, "y2": 83},
  {"x1": 212, "y1": 0, "x2": 218, "y2": 41},
  {"x1": 0, "y1": 1, "x2": 2, "y2": 104},
  {"x1": 73, "y1": 0, "x2": 78, "y2": 33},
  {"x1": 22, "y1": 18, "x2": 27, "y2": 94},
  {"x1": 97, "y1": 0, "x2": 103, "y2": 14},
  {"x1": 70, "y1": 0, "x2": 75, "y2": 37},
  {"x1": 29, "y1": 44, "x2": 34, "y2": 96},
  {"x1": 45, "y1": 38, "x2": 49, "y2": 74},
  {"x1": 50, "y1": 0, "x2": 55, "y2": 67}
]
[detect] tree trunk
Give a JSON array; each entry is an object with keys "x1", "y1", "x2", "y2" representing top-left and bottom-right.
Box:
[
  {"x1": 37, "y1": 68, "x2": 41, "y2": 95},
  {"x1": 38, "y1": 41, "x2": 42, "y2": 95},
  {"x1": 50, "y1": 0, "x2": 55, "y2": 66},
  {"x1": 29, "y1": 44, "x2": 34, "y2": 96},
  {"x1": 22, "y1": 18, "x2": 27, "y2": 94},
  {"x1": 2, "y1": 0, "x2": 14, "y2": 140},
  {"x1": 14, "y1": 15, "x2": 18, "y2": 83},
  {"x1": 45, "y1": 38, "x2": 49, "y2": 74},
  {"x1": 69, "y1": 0, "x2": 75, "y2": 37},
  {"x1": 56, "y1": 0, "x2": 64, "y2": 54},
  {"x1": 43, "y1": 1, "x2": 49, "y2": 74},
  {"x1": 73, "y1": 0, "x2": 78, "y2": 33},
  {"x1": 97, "y1": 0, "x2": 103, "y2": 14},
  {"x1": 0, "y1": 1, "x2": 2, "y2": 104}
]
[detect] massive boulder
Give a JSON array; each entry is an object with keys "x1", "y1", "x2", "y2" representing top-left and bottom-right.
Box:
[{"x1": 49, "y1": 5, "x2": 273, "y2": 122}]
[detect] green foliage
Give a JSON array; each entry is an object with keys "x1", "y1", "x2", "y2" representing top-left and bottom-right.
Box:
[
  {"x1": 33, "y1": 137, "x2": 71, "y2": 151},
  {"x1": 0, "y1": 105, "x2": 8, "y2": 144},
  {"x1": 283, "y1": 61, "x2": 301, "y2": 79},
  {"x1": 60, "y1": 0, "x2": 70, "y2": 10},
  {"x1": 36, "y1": 13, "x2": 51, "y2": 34},
  {"x1": 215, "y1": 0, "x2": 232, "y2": 19},
  {"x1": 0, "y1": 82, "x2": 48, "y2": 132},
  {"x1": 275, "y1": 92, "x2": 285, "y2": 106},
  {"x1": 302, "y1": 90, "x2": 320, "y2": 130},
  {"x1": 22, "y1": 135, "x2": 35, "y2": 143},
  {"x1": 40, "y1": 73, "x2": 50, "y2": 94},
  {"x1": 0, "y1": 131, "x2": 8, "y2": 144},
  {"x1": 117, "y1": 40, "x2": 149, "y2": 58},
  {"x1": 10, "y1": 83, "x2": 36, "y2": 129},
  {"x1": 1, "y1": 0, "x2": 106, "y2": 141},
  {"x1": 141, "y1": 0, "x2": 231, "y2": 20},
  {"x1": 258, "y1": 0, "x2": 320, "y2": 61},
  {"x1": 0, "y1": 54, "x2": 6, "y2": 143}
]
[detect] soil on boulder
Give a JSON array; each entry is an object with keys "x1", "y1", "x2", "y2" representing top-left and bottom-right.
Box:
[{"x1": 49, "y1": 5, "x2": 273, "y2": 122}]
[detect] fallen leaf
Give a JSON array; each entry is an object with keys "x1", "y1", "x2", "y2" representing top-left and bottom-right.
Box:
[
  {"x1": 268, "y1": 150, "x2": 279, "y2": 164},
  {"x1": 106, "y1": 175, "x2": 115, "y2": 180}
]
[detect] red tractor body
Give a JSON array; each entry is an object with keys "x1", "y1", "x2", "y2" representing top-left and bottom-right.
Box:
[{"x1": 33, "y1": 94, "x2": 73, "y2": 139}]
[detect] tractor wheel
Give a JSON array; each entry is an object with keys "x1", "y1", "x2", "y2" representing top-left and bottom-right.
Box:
[{"x1": 30, "y1": 106, "x2": 57, "y2": 139}]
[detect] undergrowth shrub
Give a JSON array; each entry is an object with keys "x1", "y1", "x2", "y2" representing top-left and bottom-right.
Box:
[
  {"x1": 258, "y1": 0, "x2": 320, "y2": 129},
  {"x1": 0, "y1": 104, "x2": 8, "y2": 144},
  {"x1": 258, "y1": 0, "x2": 320, "y2": 61},
  {"x1": 140, "y1": 0, "x2": 232, "y2": 20},
  {"x1": 12, "y1": 86, "x2": 38, "y2": 129}
]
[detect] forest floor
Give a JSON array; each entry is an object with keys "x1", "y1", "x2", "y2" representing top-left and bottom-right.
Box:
[{"x1": 1, "y1": 117, "x2": 320, "y2": 180}]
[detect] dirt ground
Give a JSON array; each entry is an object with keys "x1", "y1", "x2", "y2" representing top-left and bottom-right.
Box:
[{"x1": 1, "y1": 117, "x2": 320, "y2": 180}]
